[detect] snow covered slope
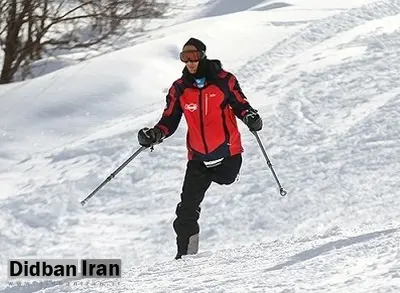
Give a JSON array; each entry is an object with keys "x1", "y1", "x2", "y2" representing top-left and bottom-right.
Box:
[
  {"x1": 12, "y1": 228, "x2": 399, "y2": 293},
  {"x1": 1, "y1": 0, "x2": 399, "y2": 292}
]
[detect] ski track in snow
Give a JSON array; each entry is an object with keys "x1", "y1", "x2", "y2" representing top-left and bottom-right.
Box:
[
  {"x1": 3, "y1": 228, "x2": 399, "y2": 293},
  {"x1": 1, "y1": 0, "x2": 400, "y2": 292}
]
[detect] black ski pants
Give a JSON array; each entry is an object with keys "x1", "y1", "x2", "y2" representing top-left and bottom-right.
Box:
[{"x1": 173, "y1": 153, "x2": 242, "y2": 239}]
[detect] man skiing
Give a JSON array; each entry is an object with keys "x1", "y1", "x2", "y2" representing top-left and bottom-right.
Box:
[{"x1": 137, "y1": 37, "x2": 263, "y2": 259}]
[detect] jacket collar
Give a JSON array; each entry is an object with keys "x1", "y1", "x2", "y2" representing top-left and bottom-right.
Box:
[{"x1": 182, "y1": 59, "x2": 223, "y2": 87}]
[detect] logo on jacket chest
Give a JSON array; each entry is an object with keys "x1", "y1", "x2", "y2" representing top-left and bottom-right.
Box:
[{"x1": 184, "y1": 103, "x2": 198, "y2": 112}]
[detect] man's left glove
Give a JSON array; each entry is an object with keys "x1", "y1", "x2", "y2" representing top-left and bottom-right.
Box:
[
  {"x1": 243, "y1": 109, "x2": 263, "y2": 131},
  {"x1": 138, "y1": 127, "x2": 165, "y2": 147}
]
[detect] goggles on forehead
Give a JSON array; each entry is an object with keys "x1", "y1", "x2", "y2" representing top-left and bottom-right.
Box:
[{"x1": 179, "y1": 50, "x2": 206, "y2": 62}]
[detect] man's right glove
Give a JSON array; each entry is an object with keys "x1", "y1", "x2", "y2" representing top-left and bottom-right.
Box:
[
  {"x1": 138, "y1": 127, "x2": 165, "y2": 147},
  {"x1": 243, "y1": 109, "x2": 263, "y2": 131}
]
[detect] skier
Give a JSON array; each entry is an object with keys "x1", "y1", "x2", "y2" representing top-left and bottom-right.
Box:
[{"x1": 137, "y1": 37, "x2": 263, "y2": 259}]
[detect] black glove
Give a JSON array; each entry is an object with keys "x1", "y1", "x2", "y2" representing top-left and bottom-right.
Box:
[
  {"x1": 243, "y1": 109, "x2": 262, "y2": 131},
  {"x1": 138, "y1": 127, "x2": 165, "y2": 147}
]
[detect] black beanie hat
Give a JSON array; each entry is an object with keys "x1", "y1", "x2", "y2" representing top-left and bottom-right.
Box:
[{"x1": 183, "y1": 37, "x2": 206, "y2": 52}]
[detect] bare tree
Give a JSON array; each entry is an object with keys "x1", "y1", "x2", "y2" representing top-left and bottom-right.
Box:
[{"x1": 0, "y1": 0, "x2": 169, "y2": 84}]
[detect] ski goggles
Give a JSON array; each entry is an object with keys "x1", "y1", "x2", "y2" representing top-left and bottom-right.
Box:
[{"x1": 179, "y1": 50, "x2": 205, "y2": 63}]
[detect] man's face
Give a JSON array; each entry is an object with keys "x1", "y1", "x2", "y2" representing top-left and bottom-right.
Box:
[{"x1": 182, "y1": 45, "x2": 200, "y2": 74}]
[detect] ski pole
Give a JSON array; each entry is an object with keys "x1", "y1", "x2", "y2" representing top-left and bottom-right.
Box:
[
  {"x1": 252, "y1": 131, "x2": 287, "y2": 196},
  {"x1": 80, "y1": 145, "x2": 148, "y2": 206}
]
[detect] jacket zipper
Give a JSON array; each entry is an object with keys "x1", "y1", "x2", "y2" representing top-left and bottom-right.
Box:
[
  {"x1": 205, "y1": 93, "x2": 209, "y2": 116},
  {"x1": 198, "y1": 89, "x2": 209, "y2": 153}
]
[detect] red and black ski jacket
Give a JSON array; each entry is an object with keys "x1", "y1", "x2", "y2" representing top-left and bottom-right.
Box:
[{"x1": 155, "y1": 59, "x2": 254, "y2": 161}]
